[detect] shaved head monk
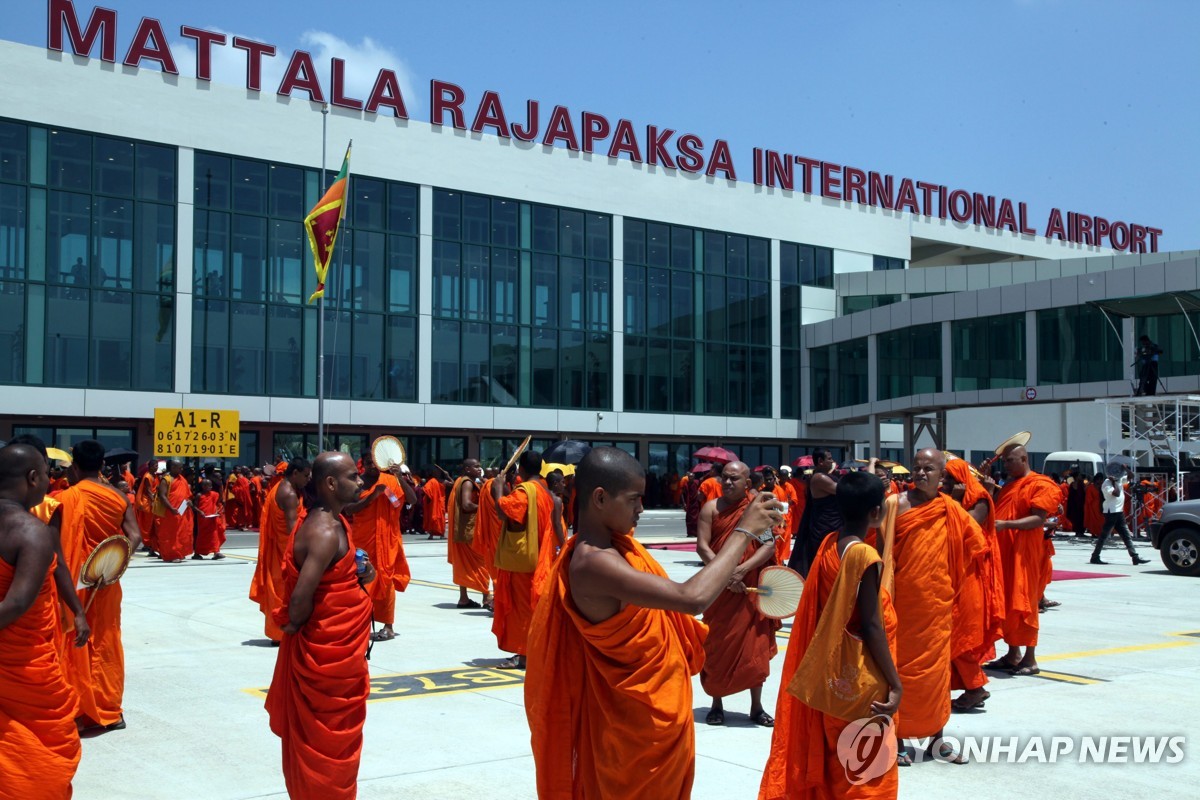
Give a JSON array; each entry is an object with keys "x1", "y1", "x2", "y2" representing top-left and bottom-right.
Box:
[
  {"x1": 250, "y1": 458, "x2": 311, "y2": 644},
  {"x1": 57, "y1": 438, "x2": 143, "y2": 732},
  {"x1": 870, "y1": 448, "x2": 986, "y2": 765},
  {"x1": 492, "y1": 450, "x2": 556, "y2": 670},
  {"x1": 343, "y1": 459, "x2": 417, "y2": 642},
  {"x1": 266, "y1": 452, "x2": 374, "y2": 800},
  {"x1": 0, "y1": 443, "x2": 82, "y2": 799},
  {"x1": 696, "y1": 461, "x2": 780, "y2": 727},
  {"x1": 447, "y1": 459, "x2": 491, "y2": 609},
  {"x1": 526, "y1": 447, "x2": 784, "y2": 799},
  {"x1": 986, "y1": 444, "x2": 1060, "y2": 677},
  {"x1": 790, "y1": 448, "x2": 842, "y2": 577},
  {"x1": 154, "y1": 459, "x2": 194, "y2": 562}
]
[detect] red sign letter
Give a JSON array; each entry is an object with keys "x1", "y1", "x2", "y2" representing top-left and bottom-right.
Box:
[
  {"x1": 232, "y1": 37, "x2": 277, "y2": 92},
  {"x1": 471, "y1": 91, "x2": 511, "y2": 138},
  {"x1": 48, "y1": 0, "x2": 117, "y2": 62},
  {"x1": 430, "y1": 80, "x2": 466, "y2": 129},
  {"x1": 123, "y1": 16, "x2": 178, "y2": 74},
  {"x1": 330, "y1": 58, "x2": 363, "y2": 110},
  {"x1": 365, "y1": 69, "x2": 408, "y2": 117},
  {"x1": 277, "y1": 50, "x2": 325, "y2": 102},
  {"x1": 581, "y1": 112, "x2": 611, "y2": 154},
  {"x1": 180, "y1": 26, "x2": 226, "y2": 82}
]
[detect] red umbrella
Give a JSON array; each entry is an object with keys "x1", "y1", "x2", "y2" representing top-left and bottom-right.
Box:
[
  {"x1": 792, "y1": 455, "x2": 814, "y2": 468},
  {"x1": 693, "y1": 446, "x2": 738, "y2": 465},
  {"x1": 690, "y1": 462, "x2": 714, "y2": 474}
]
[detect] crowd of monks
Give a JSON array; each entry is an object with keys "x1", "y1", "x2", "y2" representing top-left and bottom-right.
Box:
[{"x1": 0, "y1": 430, "x2": 1159, "y2": 800}]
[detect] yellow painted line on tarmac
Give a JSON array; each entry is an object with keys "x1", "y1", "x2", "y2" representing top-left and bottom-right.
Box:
[
  {"x1": 220, "y1": 553, "x2": 256, "y2": 563},
  {"x1": 408, "y1": 578, "x2": 460, "y2": 591},
  {"x1": 245, "y1": 666, "x2": 523, "y2": 703},
  {"x1": 1039, "y1": 639, "x2": 1197, "y2": 662},
  {"x1": 1031, "y1": 670, "x2": 1103, "y2": 685}
]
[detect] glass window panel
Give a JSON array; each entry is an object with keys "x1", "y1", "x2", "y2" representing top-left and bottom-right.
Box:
[
  {"x1": 645, "y1": 222, "x2": 669, "y2": 267},
  {"x1": 432, "y1": 319, "x2": 460, "y2": 402},
  {"x1": 45, "y1": 286, "x2": 89, "y2": 386},
  {"x1": 726, "y1": 278, "x2": 748, "y2": 343},
  {"x1": 48, "y1": 191, "x2": 90, "y2": 286},
  {"x1": 728, "y1": 345, "x2": 751, "y2": 415},
  {"x1": 228, "y1": 215, "x2": 266, "y2": 300},
  {"x1": 560, "y1": 209, "x2": 584, "y2": 256},
  {"x1": 798, "y1": 244, "x2": 814, "y2": 286},
  {"x1": 814, "y1": 247, "x2": 833, "y2": 288},
  {"x1": 704, "y1": 342, "x2": 726, "y2": 414},
  {"x1": 623, "y1": 219, "x2": 645, "y2": 264},
  {"x1": 93, "y1": 196, "x2": 133, "y2": 288},
  {"x1": 463, "y1": 193, "x2": 490, "y2": 245},
  {"x1": 586, "y1": 332, "x2": 610, "y2": 409},
  {"x1": 560, "y1": 257, "x2": 585, "y2": 330},
  {"x1": 433, "y1": 240, "x2": 461, "y2": 316},
  {"x1": 585, "y1": 213, "x2": 609, "y2": 259},
  {"x1": 0, "y1": 184, "x2": 26, "y2": 281},
  {"x1": 703, "y1": 232, "x2": 725, "y2": 274},
  {"x1": 194, "y1": 153, "x2": 230, "y2": 208},
  {"x1": 194, "y1": 210, "x2": 228, "y2": 296},
  {"x1": 490, "y1": 324, "x2": 519, "y2": 405},
  {"x1": 231, "y1": 159, "x2": 268, "y2": 214},
  {"x1": 704, "y1": 274, "x2": 726, "y2": 342},
  {"x1": 463, "y1": 244, "x2": 490, "y2": 320},
  {"x1": 646, "y1": 337, "x2": 670, "y2": 412},
  {"x1": 670, "y1": 226, "x2": 693, "y2": 270},
  {"x1": 749, "y1": 280, "x2": 770, "y2": 346},
  {"x1": 385, "y1": 314, "x2": 417, "y2": 401},
  {"x1": 532, "y1": 253, "x2": 557, "y2": 327},
  {"x1": 433, "y1": 190, "x2": 460, "y2": 239},
  {"x1": 0, "y1": 121, "x2": 28, "y2": 184},
  {"x1": 134, "y1": 202, "x2": 175, "y2": 293},
  {"x1": 491, "y1": 247, "x2": 518, "y2": 323},
  {"x1": 48, "y1": 130, "x2": 90, "y2": 192},
  {"x1": 93, "y1": 137, "x2": 135, "y2": 197},
  {"x1": 624, "y1": 264, "x2": 645, "y2": 335},
  {"x1": 267, "y1": 304, "x2": 303, "y2": 396},
  {"x1": 646, "y1": 267, "x2": 670, "y2": 336},
  {"x1": 268, "y1": 220, "x2": 305, "y2": 304},
  {"x1": 725, "y1": 235, "x2": 747, "y2": 277},
  {"x1": 132, "y1": 293, "x2": 172, "y2": 391},
  {"x1": 387, "y1": 235, "x2": 416, "y2": 314},
  {"x1": 135, "y1": 143, "x2": 175, "y2": 202},
  {"x1": 324, "y1": 308, "x2": 351, "y2": 398},
  {"x1": 624, "y1": 335, "x2": 645, "y2": 410},
  {"x1": 780, "y1": 242, "x2": 798, "y2": 284},
  {"x1": 532, "y1": 205, "x2": 557, "y2": 252},
  {"x1": 531, "y1": 328, "x2": 556, "y2": 405},
  {"x1": 268, "y1": 164, "x2": 303, "y2": 217},
  {"x1": 748, "y1": 238, "x2": 769, "y2": 281},
  {"x1": 91, "y1": 290, "x2": 132, "y2": 388},
  {"x1": 351, "y1": 229, "x2": 385, "y2": 312},
  {"x1": 0, "y1": 283, "x2": 25, "y2": 383},
  {"x1": 353, "y1": 177, "x2": 386, "y2": 230},
  {"x1": 781, "y1": 347, "x2": 801, "y2": 418},
  {"x1": 559, "y1": 330, "x2": 585, "y2": 407},
  {"x1": 230, "y1": 302, "x2": 265, "y2": 395},
  {"x1": 810, "y1": 344, "x2": 831, "y2": 412},
  {"x1": 461, "y1": 323, "x2": 491, "y2": 403},
  {"x1": 351, "y1": 312, "x2": 384, "y2": 399},
  {"x1": 491, "y1": 198, "x2": 518, "y2": 247},
  {"x1": 836, "y1": 338, "x2": 868, "y2": 406},
  {"x1": 672, "y1": 339, "x2": 694, "y2": 413},
  {"x1": 586, "y1": 260, "x2": 609, "y2": 331},
  {"x1": 387, "y1": 183, "x2": 417, "y2": 234}
]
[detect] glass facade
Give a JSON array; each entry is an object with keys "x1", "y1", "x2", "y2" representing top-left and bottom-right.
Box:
[
  {"x1": 272, "y1": 431, "x2": 369, "y2": 463},
  {"x1": 873, "y1": 255, "x2": 904, "y2": 271},
  {"x1": 0, "y1": 120, "x2": 176, "y2": 389},
  {"x1": 782, "y1": 240, "x2": 833, "y2": 289},
  {"x1": 1037, "y1": 306, "x2": 1122, "y2": 385},
  {"x1": 878, "y1": 323, "x2": 941, "y2": 400},
  {"x1": 192, "y1": 153, "x2": 418, "y2": 401},
  {"x1": 432, "y1": 191, "x2": 610, "y2": 408},
  {"x1": 1136, "y1": 312, "x2": 1200, "y2": 379},
  {"x1": 952, "y1": 313, "x2": 1025, "y2": 390},
  {"x1": 625, "y1": 221, "x2": 770, "y2": 416},
  {"x1": 809, "y1": 337, "x2": 868, "y2": 411},
  {"x1": 842, "y1": 294, "x2": 900, "y2": 315},
  {"x1": 778, "y1": 240, "x2": 832, "y2": 418},
  {"x1": 13, "y1": 424, "x2": 135, "y2": 453}
]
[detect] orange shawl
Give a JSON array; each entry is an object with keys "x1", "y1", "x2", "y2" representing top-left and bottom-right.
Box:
[
  {"x1": 471, "y1": 478, "x2": 502, "y2": 583},
  {"x1": 422, "y1": 478, "x2": 446, "y2": 535},
  {"x1": 348, "y1": 473, "x2": 410, "y2": 626},
  {"x1": 759, "y1": 534, "x2": 898, "y2": 800},
  {"x1": 700, "y1": 494, "x2": 780, "y2": 698},
  {"x1": 492, "y1": 480, "x2": 556, "y2": 655},
  {"x1": 0, "y1": 555, "x2": 81, "y2": 799},
  {"x1": 699, "y1": 476, "x2": 722, "y2": 504},
  {"x1": 526, "y1": 532, "x2": 707, "y2": 799},
  {"x1": 250, "y1": 482, "x2": 305, "y2": 642},
  {"x1": 995, "y1": 472, "x2": 1060, "y2": 647},
  {"x1": 266, "y1": 518, "x2": 372, "y2": 800},
  {"x1": 447, "y1": 477, "x2": 490, "y2": 594}
]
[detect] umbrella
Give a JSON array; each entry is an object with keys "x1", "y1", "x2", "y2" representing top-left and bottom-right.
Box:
[
  {"x1": 541, "y1": 439, "x2": 592, "y2": 466},
  {"x1": 47, "y1": 447, "x2": 73, "y2": 465},
  {"x1": 103, "y1": 448, "x2": 139, "y2": 465},
  {"x1": 540, "y1": 462, "x2": 576, "y2": 478},
  {"x1": 690, "y1": 462, "x2": 714, "y2": 474},
  {"x1": 693, "y1": 446, "x2": 737, "y2": 465},
  {"x1": 792, "y1": 455, "x2": 814, "y2": 468}
]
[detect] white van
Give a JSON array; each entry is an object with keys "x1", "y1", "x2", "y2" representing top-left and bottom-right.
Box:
[{"x1": 1042, "y1": 451, "x2": 1105, "y2": 480}]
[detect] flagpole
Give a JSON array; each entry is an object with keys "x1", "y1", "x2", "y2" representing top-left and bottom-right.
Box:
[{"x1": 317, "y1": 104, "x2": 328, "y2": 450}]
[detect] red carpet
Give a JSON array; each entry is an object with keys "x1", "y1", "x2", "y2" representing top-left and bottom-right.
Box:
[{"x1": 1052, "y1": 569, "x2": 1127, "y2": 580}]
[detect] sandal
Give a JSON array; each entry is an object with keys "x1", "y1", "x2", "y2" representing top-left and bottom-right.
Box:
[
  {"x1": 457, "y1": 599, "x2": 482, "y2": 609},
  {"x1": 497, "y1": 656, "x2": 524, "y2": 670},
  {"x1": 897, "y1": 751, "x2": 913, "y2": 767},
  {"x1": 370, "y1": 629, "x2": 396, "y2": 642},
  {"x1": 951, "y1": 690, "x2": 990, "y2": 712},
  {"x1": 750, "y1": 710, "x2": 774, "y2": 727},
  {"x1": 936, "y1": 741, "x2": 968, "y2": 764},
  {"x1": 983, "y1": 658, "x2": 1020, "y2": 672},
  {"x1": 705, "y1": 708, "x2": 724, "y2": 726},
  {"x1": 1011, "y1": 665, "x2": 1040, "y2": 676}
]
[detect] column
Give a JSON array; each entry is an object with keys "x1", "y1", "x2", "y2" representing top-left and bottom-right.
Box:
[
  {"x1": 417, "y1": 185, "x2": 433, "y2": 404},
  {"x1": 174, "y1": 147, "x2": 195, "y2": 395},
  {"x1": 611, "y1": 215, "x2": 624, "y2": 413},
  {"x1": 770, "y1": 239, "x2": 782, "y2": 419}
]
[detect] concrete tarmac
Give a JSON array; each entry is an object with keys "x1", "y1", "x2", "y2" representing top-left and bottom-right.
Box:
[{"x1": 76, "y1": 511, "x2": 1200, "y2": 798}]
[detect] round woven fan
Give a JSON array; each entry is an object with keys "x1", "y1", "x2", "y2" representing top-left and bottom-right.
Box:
[
  {"x1": 371, "y1": 436, "x2": 406, "y2": 470},
  {"x1": 747, "y1": 565, "x2": 805, "y2": 619},
  {"x1": 77, "y1": 535, "x2": 133, "y2": 611},
  {"x1": 994, "y1": 431, "x2": 1032, "y2": 455}
]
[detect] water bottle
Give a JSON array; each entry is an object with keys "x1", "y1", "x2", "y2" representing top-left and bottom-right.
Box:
[{"x1": 355, "y1": 548, "x2": 368, "y2": 575}]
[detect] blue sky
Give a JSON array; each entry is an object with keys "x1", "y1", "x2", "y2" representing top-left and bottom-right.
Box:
[{"x1": 10, "y1": 0, "x2": 1198, "y2": 249}]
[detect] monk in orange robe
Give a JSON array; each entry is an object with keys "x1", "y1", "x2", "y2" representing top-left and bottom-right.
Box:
[
  {"x1": 422, "y1": 471, "x2": 447, "y2": 539},
  {"x1": 194, "y1": 478, "x2": 227, "y2": 559},
  {"x1": 527, "y1": 446, "x2": 784, "y2": 799},
  {"x1": 875, "y1": 463, "x2": 901, "y2": 498},
  {"x1": 57, "y1": 439, "x2": 143, "y2": 731},
  {"x1": 249, "y1": 469, "x2": 264, "y2": 527},
  {"x1": 699, "y1": 468, "x2": 723, "y2": 504},
  {"x1": 0, "y1": 443, "x2": 82, "y2": 800},
  {"x1": 492, "y1": 451, "x2": 556, "y2": 670},
  {"x1": 760, "y1": 470, "x2": 902, "y2": 800},
  {"x1": 344, "y1": 462, "x2": 414, "y2": 641},
  {"x1": 472, "y1": 468, "x2": 502, "y2": 595},
  {"x1": 763, "y1": 468, "x2": 793, "y2": 563},
  {"x1": 943, "y1": 458, "x2": 1005, "y2": 712},
  {"x1": 1084, "y1": 475, "x2": 1105, "y2": 537},
  {"x1": 869, "y1": 449, "x2": 984, "y2": 763},
  {"x1": 154, "y1": 461, "x2": 194, "y2": 562},
  {"x1": 697, "y1": 461, "x2": 780, "y2": 726},
  {"x1": 266, "y1": 453, "x2": 373, "y2": 800},
  {"x1": 447, "y1": 459, "x2": 491, "y2": 609},
  {"x1": 987, "y1": 444, "x2": 1061, "y2": 676},
  {"x1": 250, "y1": 459, "x2": 311, "y2": 644}
]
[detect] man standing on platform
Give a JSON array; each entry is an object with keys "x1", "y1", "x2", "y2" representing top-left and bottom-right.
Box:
[
  {"x1": 344, "y1": 460, "x2": 416, "y2": 642},
  {"x1": 696, "y1": 461, "x2": 780, "y2": 727},
  {"x1": 448, "y1": 459, "x2": 491, "y2": 609},
  {"x1": 250, "y1": 459, "x2": 310, "y2": 645},
  {"x1": 57, "y1": 439, "x2": 142, "y2": 732},
  {"x1": 266, "y1": 452, "x2": 374, "y2": 800},
  {"x1": 789, "y1": 448, "x2": 842, "y2": 577}
]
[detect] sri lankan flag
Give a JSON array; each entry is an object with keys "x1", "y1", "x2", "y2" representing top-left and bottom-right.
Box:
[{"x1": 304, "y1": 142, "x2": 351, "y2": 303}]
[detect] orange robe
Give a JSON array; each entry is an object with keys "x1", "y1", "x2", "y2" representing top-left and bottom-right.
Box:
[
  {"x1": 57, "y1": 480, "x2": 131, "y2": 727},
  {"x1": 422, "y1": 478, "x2": 447, "y2": 536},
  {"x1": 787, "y1": 478, "x2": 807, "y2": 539},
  {"x1": 249, "y1": 476, "x2": 265, "y2": 527},
  {"x1": 701, "y1": 494, "x2": 780, "y2": 697},
  {"x1": 195, "y1": 490, "x2": 227, "y2": 556},
  {"x1": 348, "y1": 474, "x2": 410, "y2": 625},
  {"x1": 526, "y1": 531, "x2": 707, "y2": 800},
  {"x1": 759, "y1": 534, "x2": 899, "y2": 800},
  {"x1": 471, "y1": 478, "x2": 502, "y2": 585},
  {"x1": 994, "y1": 472, "x2": 1061, "y2": 647},
  {"x1": 250, "y1": 483, "x2": 305, "y2": 642},
  {"x1": 874, "y1": 494, "x2": 985, "y2": 738},
  {"x1": 266, "y1": 518, "x2": 372, "y2": 800},
  {"x1": 225, "y1": 475, "x2": 252, "y2": 529},
  {"x1": 699, "y1": 476, "x2": 722, "y2": 504},
  {"x1": 772, "y1": 484, "x2": 793, "y2": 562},
  {"x1": 156, "y1": 475, "x2": 194, "y2": 561},
  {"x1": 945, "y1": 460, "x2": 1006, "y2": 693},
  {"x1": 0, "y1": 554, "x2": 81, "y2": 800},
  {"x1": 492, "y1": 479, "x2": 555, "y2": 656},
  {"x1": 448, "y1": 477, "x2": 490, "y2": 594},
  {"x1": 1084, "y1": 483, "x2": 1105, "y2": 537}
]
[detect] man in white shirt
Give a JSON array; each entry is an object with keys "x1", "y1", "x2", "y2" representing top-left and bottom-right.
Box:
[{"x1": 1091, "y1": 470, "x2": 1151, "y2": 565}]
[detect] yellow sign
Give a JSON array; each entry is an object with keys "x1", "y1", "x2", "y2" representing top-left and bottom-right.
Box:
[{"x1": 153, "y1": 408, "x2": 240, "y2": 458}]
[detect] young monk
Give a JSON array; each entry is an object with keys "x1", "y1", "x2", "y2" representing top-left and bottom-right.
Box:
[
  {"x1": 266, "y1": 452, "x2": 374, "y2": 800},
  {"x1": 193, "y1": 479, "x2": 227, "y2": 560},
  {"x1": 525, "y1": 447, "x2": 783, "y2": 799},
  {"x1": 760, "y1": 470, "x2": 903, "y2": 800}
]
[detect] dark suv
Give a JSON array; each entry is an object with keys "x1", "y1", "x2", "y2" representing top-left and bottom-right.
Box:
[{"x1": 1150, "y1": 500, "x2": 1200, "y2": 576}]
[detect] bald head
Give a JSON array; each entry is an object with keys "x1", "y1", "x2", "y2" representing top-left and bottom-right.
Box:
[
  {"x1": 910, "y1": 448, "x2": 945, "y2": 501},
  {"x1": 1002, "y1": 444, "x2": 1030, "y2": 479},
  {"x1": 309, "y1": 452, "x2": 361, "y2": 510},
  {"x1": 461, "y1": 458, "x2": 481, "y2": 479},
  {"x1": 720, "y1": 461, "x2": 752, "y2": 502},
  {"x1": 0, "y1": 443, "x2": 50, "y2": 509},
  {"x1": 576, "y1": 447, "x2": 644, "y2": 511}
]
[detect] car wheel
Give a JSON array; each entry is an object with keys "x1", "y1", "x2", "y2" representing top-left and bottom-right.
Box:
[{"x1": 1160, "y1": 528, "x2": 1200, "y2": 577}]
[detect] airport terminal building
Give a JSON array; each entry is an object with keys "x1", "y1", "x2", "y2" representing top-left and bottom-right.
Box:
[{"x1": 2, "y1": 2, "x2": 1194, "y2": 472}]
